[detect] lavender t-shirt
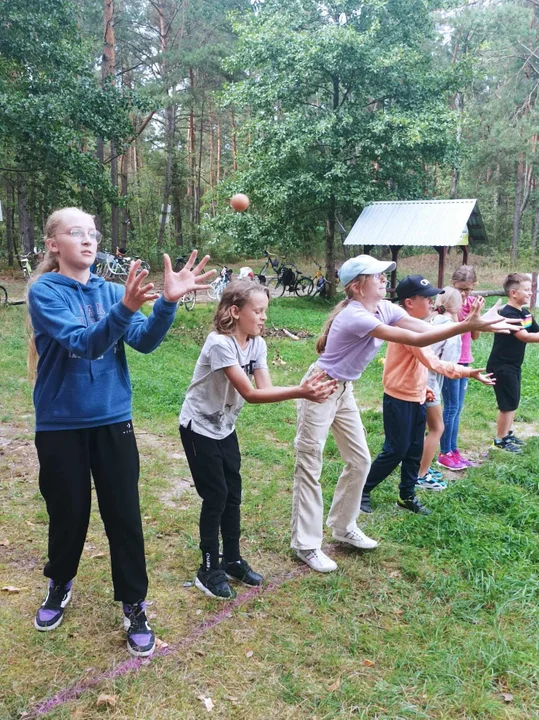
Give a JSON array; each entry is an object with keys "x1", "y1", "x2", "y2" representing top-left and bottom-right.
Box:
[{"x1": 317, "y1": 300, "x2": 406, "y2": 381}]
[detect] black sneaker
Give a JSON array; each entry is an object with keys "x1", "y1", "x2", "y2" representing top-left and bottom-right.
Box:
[
  {"x1": 123, "y1": 600, "x2": 155, "y2": 658},
  {"x1": 195, "y1": 567, "x2": 236, "y2": 600},
  {"x1": 396, "y1": 496, "x2": 431, "y2": 515},
  {"x1": 34, "y1": 580, "x2": 72, "y2": 631},
  {"x1": 492, "y1": 437, "x2": 522, "y2": 453},
  {"x1": 360, "y1": 494, "x2": 373, "y2": 513},
  {"x1": 506, "y1": 431, "x2": 525, "y2": 446},
  {"x1": 221, "y1": 558, "x2": 263, "y2": 587}
]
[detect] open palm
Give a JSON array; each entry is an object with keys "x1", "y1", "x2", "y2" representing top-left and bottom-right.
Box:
[{"x1": 162, "y1": 252, "x2": 216, "y2": 302}]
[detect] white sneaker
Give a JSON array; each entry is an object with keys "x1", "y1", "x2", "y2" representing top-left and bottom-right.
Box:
[
  {"x1": 296, "y1": 548, "x2": 337, "y2": 573},
  {"x1": 332, "y1": 527, "x2": 378, "y2": 550}
]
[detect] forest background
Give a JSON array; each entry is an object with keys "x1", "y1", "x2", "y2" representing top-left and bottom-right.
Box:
[{"x1": 1, "y1": 0, "x2": 539, "y2": 295}]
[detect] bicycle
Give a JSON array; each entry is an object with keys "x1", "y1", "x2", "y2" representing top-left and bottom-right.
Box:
[
  {"x1": 309, "y1": 261, "x2": 330, "y2": 299},
  {"x1": 17, "y1": 253, "x2": 35, "y2": 280},
  {"x1": 208, "y1": 265, "x2": 233, "y2": 301},
  {"x1": 104, "y1": 249, "x2": 151, "y2": 283},
  {"x1": 267, "y1": 261, "x2": 313, "y2": 297},
  {"x1": 256, "y1": 250, "x2": 281, "y2": 285}
]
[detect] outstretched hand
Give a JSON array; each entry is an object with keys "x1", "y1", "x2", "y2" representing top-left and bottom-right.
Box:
[
  {"x1": 469, "y1": 368, "x2": 495, "y2": 386},
  {"x1": 162, "y1": 251, "x2": 216, "y2": 302},
  {"x1": 300, "y1": 371, "x2": 339, "y2": 403},
  {"x1": 466, "y1": 298, "x2": 523, "y2": 334},
  {"x1": 122, "y1": 260, "x2": 160, "y2": 312}
]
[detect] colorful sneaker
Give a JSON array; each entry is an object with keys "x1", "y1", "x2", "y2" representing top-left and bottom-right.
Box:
[
  {"x1": 123, "y1": 601, "x2": 155, "y2": 657},
  {"x1": 506, "y1": 431, "x2": 525, "y2": 446},
  {"x1": 396, "y1": 496, "x2": 431, "y2": 515},
  {"x1": 221, "y1": 558, "x2": 263, "y2": 587},
  {"x1": 360, "y1": 494, "x2": 373, "y2": 513},
  {"x1": 428, "y1": 466, "x2": 444, "y2": 481},
  {"x1": 416, "y1": 472, "x2": 447, "y2": 491},
  {"x1": 491, "y1": 437, "x2": 522, "y2": 454},
  {"x1": 332, "y1": 527, "x2": 378, "y2": 550},
  {"x1": 195, "y1": 567, "x2": 236, "y2": 599},
  {"x1": 34, "y1": 580, "x2": 73, "y2": 631},
  {"x1": 452, "y1": 449, "x2": 476, "y2": 467},
  {"x1": 437, "y1": 451, "x2": 467, "y2": 471},
  {"x1": 295, "y1": 548, "x2": 337, "y2": 573}
]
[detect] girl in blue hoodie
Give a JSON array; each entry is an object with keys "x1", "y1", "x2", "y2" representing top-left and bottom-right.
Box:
[{"x1": 27, "y1": 207, "x2": 214, "y2": 657}]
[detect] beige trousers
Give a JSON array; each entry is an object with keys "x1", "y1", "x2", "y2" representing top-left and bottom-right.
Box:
[{"x1": 290, "y1": 364, "x2": 371, "y2": 550}]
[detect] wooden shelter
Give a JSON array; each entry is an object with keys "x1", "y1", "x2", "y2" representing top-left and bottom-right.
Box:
[{"x1": 343, "y1": 199, "x2": 488, "y2": 290}]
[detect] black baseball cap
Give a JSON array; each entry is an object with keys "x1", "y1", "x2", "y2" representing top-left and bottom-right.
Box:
[{"x1": 396, "y1": 275, "x2": 445, "y2": 302}]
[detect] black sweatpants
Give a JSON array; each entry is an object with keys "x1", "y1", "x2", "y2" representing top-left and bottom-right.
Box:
[
  {"x1": 35, "y1": 420, "x2": 147, "y2": 603},
  {"x1": 179, "y1": 423, "x2": 242, "y2": 570},
  {"x1": 363, "y1": 394, "x2": 426, "y2": 500}
]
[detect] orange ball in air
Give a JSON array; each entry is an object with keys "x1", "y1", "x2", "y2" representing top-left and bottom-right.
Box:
[{"x1": 230, "y1": 193, "x2": 250, "y2": 212}]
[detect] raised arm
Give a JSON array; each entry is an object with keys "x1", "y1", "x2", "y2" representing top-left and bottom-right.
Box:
[
  {"x1": 371, "y1": 298, "x2": 521, "y2": 347},
  {"x1": 223, "y1": 366, "x2": 337, "y2": 404}
]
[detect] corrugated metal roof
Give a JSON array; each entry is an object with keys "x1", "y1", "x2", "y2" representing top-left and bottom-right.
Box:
[{"x1": 344, "y1": 199, "x2": 487, "y2": 247}]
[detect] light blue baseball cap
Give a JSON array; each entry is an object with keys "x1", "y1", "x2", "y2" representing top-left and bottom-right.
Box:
[{"x1": 338, "y1": 255, "x2": 396, "y2": 287}]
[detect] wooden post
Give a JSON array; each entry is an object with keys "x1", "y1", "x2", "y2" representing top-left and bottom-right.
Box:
[
  {"x1": 531, "y1": 271, "x2": 538, "y2": 309},
  {"x1": 462, "y1": 244, "x2": 469, "y2": 264},
  {"x1": 434, "y1": 246, "x2": 447, "y2": 288}
]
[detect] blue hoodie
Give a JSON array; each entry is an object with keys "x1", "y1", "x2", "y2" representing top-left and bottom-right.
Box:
[{"x1": 28, "y1": 272, "x2": 178, "y2": 431}]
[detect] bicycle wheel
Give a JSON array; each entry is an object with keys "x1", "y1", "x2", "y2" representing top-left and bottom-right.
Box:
[
  {"x1": 295, "y1": 276, "x2": 314, "y2": 297},
  {"x1": 0, "y1": 285, "x2": 8, "y2": 306},
  {"x1": 107, "y1": 258, "x2": 128, "y2": 283},
  {"x1": 267, "y1": 276, "x2": 285, "y2": 297},
  {"x1": 138, "y1": 261, "x2": 151, "y2": 274},
  {"x1": 184, "y1": 291, "x2": 196, "y2": 311}
]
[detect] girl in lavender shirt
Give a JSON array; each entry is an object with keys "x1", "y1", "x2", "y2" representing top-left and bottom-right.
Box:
[{"x1": 291, "y1": 255, "x2": 516, "y2": 573}]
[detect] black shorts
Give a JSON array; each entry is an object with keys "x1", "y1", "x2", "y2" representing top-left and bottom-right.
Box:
[{"x1": 488, "y1": 367, "x2": 521, "y2": 412}]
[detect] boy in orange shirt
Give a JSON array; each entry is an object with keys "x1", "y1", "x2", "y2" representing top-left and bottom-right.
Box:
[{"x1": 361, "y1": 275, "x2": 494, "y2": 515}]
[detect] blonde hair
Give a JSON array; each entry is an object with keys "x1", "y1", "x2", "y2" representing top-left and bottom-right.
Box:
[
  {"x1": 316, "y1": 275, "x2": 368, "y2": 354},
  {"x1": 430, "y1": 286, "x2": 462, "y2": 318},
  {"x1": 27, "y1": 208, "x2": 92, "y2": 380},
  {"x1": 213, "y1": 279, "x2": 270, "y2": 335},
  {"x1": 451, "y1": 265, "x2": 477, "y2": 285}
]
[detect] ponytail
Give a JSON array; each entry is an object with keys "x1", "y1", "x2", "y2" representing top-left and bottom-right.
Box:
[{"x1": 315, "y1": 274, "x2": 368, "y2": 354}]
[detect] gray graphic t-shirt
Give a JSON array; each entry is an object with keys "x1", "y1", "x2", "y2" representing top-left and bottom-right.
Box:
[{"x1": 179, "y1": 332, "x2": 268, "y2": 439}]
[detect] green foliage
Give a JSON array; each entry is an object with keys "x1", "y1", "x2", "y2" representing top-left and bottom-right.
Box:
[
  {"x1": 0, "y1": 0, "x2": 144, "y2": 209},
  {"x1": 205, "y1": 0, "x2": 460, "y2": 255}
]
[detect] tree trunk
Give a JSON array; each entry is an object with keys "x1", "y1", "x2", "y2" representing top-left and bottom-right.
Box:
[
  {"x1": 18, "y1": 179, "x2": 35, "y2": 254},
  {"x1": 532, "y1": 206, "x2": 539, "y2": 257},
  {"x1": 230, "y1": 107, "x2": 237, "y2": 172},
  {"x1": 450, "y1": 91, "x2": 463, "y2": 199},
  {"x1": 158, "y1": 103, "x2": 176, "y2": 249},
  {"x1": 5, "y1": 179, "x2": 14, "y2": 266},
  {"x1": 325, "y1": 194, "x2": 336, "y2": 299},
  {"x1": 512, "y1": 155, "x2": 524, "y2": 261},
  {"x1": 120, "y1": 151, "x2": 129, "y2": 249},
  {"x1": 196, "y1": 94, "x2": 205, "y2": 226}
]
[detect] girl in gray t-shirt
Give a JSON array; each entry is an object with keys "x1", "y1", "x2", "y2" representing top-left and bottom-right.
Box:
[{"x1": 179, "y1": 279, "x2": 337, "y2": 600}]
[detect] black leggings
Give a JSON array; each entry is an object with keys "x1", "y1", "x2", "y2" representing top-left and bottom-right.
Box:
[
  {"x1": 179, "y1": 423, "x2": 242, "y2": 570},
  {"x1": 35, "y1": 420, "x2": 147, "y2": 602}
]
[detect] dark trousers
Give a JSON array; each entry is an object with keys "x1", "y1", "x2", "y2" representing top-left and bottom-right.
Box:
[
  {"x1": 35, "y1": 420, "x2": 147, "y2": 603},
  {"x1": 363, "y1": 394, "x2": 426, "y2": 500},
  {"x1": 179, "y1": 423, "x2": 242, "y2": 570}
]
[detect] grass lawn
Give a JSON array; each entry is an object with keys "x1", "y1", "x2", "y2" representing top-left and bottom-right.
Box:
[{"x1": 0, "y1": 281, "x2": 538, "y2": 719}]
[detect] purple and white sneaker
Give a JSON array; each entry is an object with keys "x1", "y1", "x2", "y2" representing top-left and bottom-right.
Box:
[
  {"x1": 123, "y1": 601, "x2": 155, "y2": 657},
  {"x1": 34, "y1": 580, "x2": 73, "y2": 631}
]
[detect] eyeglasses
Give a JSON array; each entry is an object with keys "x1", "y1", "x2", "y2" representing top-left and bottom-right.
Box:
[
  {"x1": 57, "y1": 228, "x2": 102, "y2": 244},
  {"x1": 371, "y1": 272, "x2": 386, "y2": 281}
]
